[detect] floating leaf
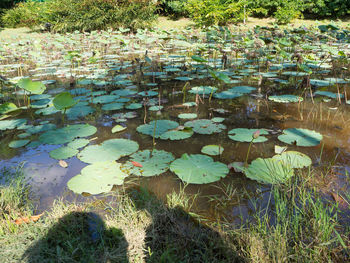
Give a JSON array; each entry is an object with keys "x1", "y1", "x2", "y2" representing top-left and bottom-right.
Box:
[
  {"x1": 178, "y1": 113, "x2": 197, "y2": 119},
  {"x1": 201, "y1": 145, "x2": 224, "y2": 156},
  {"x1": 278, "y1": 128, "x2": 322, "y2": 147},
  {"x1": 67, "y1": 161, "x2": 128, "y2": 195},
  {"x1": 17, "y1": 78, "x2": 46, "y2": 94},
  {"x1": 123, "y1": 149, "x2": 174, "y2": 177},
  {"x1": 228, "y1": 128, "x2": 268, "y2": 143},
  {"x1": 9, "y1": 139, "x2": 30, "y2": 148},
  {"x1": 268, "y1": 95, "x2": 303, "y2": 103},
  {"x1": 49, "y1": 146, "x2": 78, "y2": 160},
  {"x1": 0, "y1": 102, "x2": 18, "y2": 114},
  {"x1": 78, "y1": 138, "x2": 139, "y2": 164},
  {"x1": 170, "y1": 154, "x2": 229, "y2": 184},
  {"x1": 273, "y1": 151, "x2": 312, "y2": 169},
  {"x1": 159, "y1": 128, "x2": 193, "y2": 140},
  {"x1": 137, "y1": 120, "x2": 179, "y2": 138},
  {"x1": 184, "y1": 119, "x2": 226, "y2": 135},
  {"x1": 53, "y1": 92, "x2": 77, "y2": 110},
  {"x1": 111, "y1": 125, "x2": 126, "y2": 133}
]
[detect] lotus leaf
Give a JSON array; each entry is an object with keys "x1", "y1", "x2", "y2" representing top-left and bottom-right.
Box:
[
  {"x1": 278, "y1": 128, "x2": 322, "y2": 147},
  {"x1": 0, "y1": 103, "x2": 18, "y2": 114},
  {"x1": 184, "y1": 119, "x2": 226, "y2": 135},
  {"x1": 126, "y1": 103, "x2": 142, "y2": 110},
  {"x1": 17, "y1": 78, "x2": 46, "y2": 94},
  {"x1": 138, "y1": 91, "x2": 158, "y2": 97},
  {"x1": 314, "y1": 91, "x2": 343, "y2": 99},
  {"x1": 0, "y1": 119, "x2": 27, "y2": 131},
  {"x1": 229, "y1": 86, "x2": 256, "y2": 93},
  {"x1": 9, "y1": 139, "x2": 30, "y2": 148},
  {"x1": 123, "y1": 149, "x2": 174, "y2": 177},
  {"x1": 201, "y1": 145, "x2": 224, "y2": 156},
  {"x1": 66, "y1": 105, "x2": 95, "y2": 120},
  {"x1": 101, "y1": 102, "x2": 124, "y2": 111},
  {"x1": 92, "y1": 95, "x2": 119, "y2": 104},
  {"x1": 170, "y1": 154, "x2": 229, "y2": 184},
  {"x1": 78, "y1": 138, "x2": 139, "y2": 163},
  {"x1": 53, "y1": 92, "x2": 77, "y2": 110},
  {"x1": 268, "y1": 95, "x2": 303, "y2": 103},
  {"x1": 189, "y1": 86, "x2": 217, "y2": 95},
  {"x1": 40, "y1": 124, "x2": 97, "y2": 145},
  {"x1": 49, "y1": 146, "x2": 78, "y2": 160},
  {"x1": 149, "y1": 105, "x2": 163, "y2": 111},
  {"x1": 160, "y1": 129, "x2": 193, "y2": 140},
  {"x1": 244, "y1": 158, "x2": 294, "y2": 184},
  {"x1": 178, "y1": 113, "x2": 197, "y2": 119},
  {"x1": 214, "y1": 91, "x2": 243, "y2": 99},
  {"x1": 111, "y1": 125, "x2": 126, "y2": 133},
  {"x1": 228, "y1": 128, "x2": 269, "y2": 143},
  {"x1": 67, "y1": 161, "x2": 128, "y2": 195},
  {"x1": 67, "y1": 138, "x2": 90, "y2": 149},
  {"x1": 273, "y1": 151, "x2": 312, "y2": 169},
  {"x1": 137, "y1": 120, "x2": 179, "y2": 138}
]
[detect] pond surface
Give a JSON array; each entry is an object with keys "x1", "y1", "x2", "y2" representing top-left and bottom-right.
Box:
[{"x1": 0, "y1": 26, "x2": 350, "y2": 223}]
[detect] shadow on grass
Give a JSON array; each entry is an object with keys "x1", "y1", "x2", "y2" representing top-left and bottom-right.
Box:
[
  {"x1": 128, "y1": 188, "x2": 242, "y2": 263},
  {"x1": 22, "y1": 211, "x2": 129, "y2": 263}
]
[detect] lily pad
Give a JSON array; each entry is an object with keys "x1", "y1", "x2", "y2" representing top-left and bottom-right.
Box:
[
  {"x1": 268, "y1": 95, "x2": 303, "y2": 103},
  {"x1": 67, "y1": 161, "x2": 128, "y2": 195},
  {"x1": 137, "y1": 120, "x2": 179, "y2": 138},
  {"x1": 123, "y1": 149, "x2": 175, "y2": 177},
  {"x1": 243, "y1": 157, "x2": 294, "y2": 184},
  {"x1": 228, "y1": 128, "x2": 269, "y2": 143},
  {"x1": 273, "y1": 151, "x2": 312, "y2": 169},
  {"x1": 184, "y1": 119, "x2": 226, "y2": 135},
  {"x1": 53, "y1": 92, "x2": 77, "y2": 110},
  {"x1": 67, "y1": 138, "x2": 90, "y2": 149},
  {"x1": 49, "y1": 146, "x2": 79, "y2": 160},
  {"x1": 278, "y1": 128, "x2": 322, "y2": 147},
  {"x1": 78, "y1": 138, "x2": 139, "y2": 164},
  {"x1": 17, "y1": 78, "x2": 46, "y2": 94},
  {"x1": 101, "y1": 102, "x2": 124, "y2": 111},
  {"x1": 159, "y1": 128, "x2": 193, "y2": 140},
  {"x1": 170, "y1": 154, "x2": 229, "y2": 184},
  {"x1": 189, "y1": 86, "x2": 217, "y2": 95},
  {"x1": 201, "y1": 145, "x2": 224, "y2": 156},
  {"x1": 9, "y1": 139, "x2": 30, "y2": 148},
  {"x1": 178, "y1": 113, "x2": 197, "y2": 119},
  {"x1": 111, "y1": 125, "x2": 126, "y2": 133}
]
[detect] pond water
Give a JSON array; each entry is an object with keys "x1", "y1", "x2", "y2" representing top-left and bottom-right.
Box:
[{"x1": 0, "y1": 26, "x2": 350, "y2": 223}]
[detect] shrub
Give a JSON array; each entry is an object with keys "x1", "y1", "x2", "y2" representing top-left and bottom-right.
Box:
[
  {"x1": 159, "y1": 0, "x2": 188, "y2": 18},
  {"x1": 185, "y1": 0, "x2": 247, "y2": 27},
  {"x1": 2, "y1": 0, "x2": 158, "y2": 32}
]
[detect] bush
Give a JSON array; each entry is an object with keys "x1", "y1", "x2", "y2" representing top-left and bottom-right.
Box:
[
  {"x1": 273, "y1": 1, "x2": 303, "y2": 24},
  {"x1": 2, "y1": 0, "x2": 158, "y2": 32},
  {"x1": 159, "y1": 0, "x2": 188, "y2": 18},
  {"x1": 185, "y1": 0, "x2": 246, "y2": 27}
]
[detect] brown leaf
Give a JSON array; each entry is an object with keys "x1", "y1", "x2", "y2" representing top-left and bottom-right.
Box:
[
  {"x1": 331, "y1": 192, "x2": 348, "y2": 209},
  {"x1": 59, "y1": 160, "x2": 68, "y2": 168},
  {"x1": 14, "y1": 213, "x2": 44, "y2": 225}
]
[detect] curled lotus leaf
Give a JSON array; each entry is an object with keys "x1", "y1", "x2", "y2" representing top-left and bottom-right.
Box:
[
  {"x1": 170, "y1": 154, "x2": 229, "y2": 184},
  {"x1": 278, "y1": 128, "x2": 322, "y2": 147},
  {"x1": 123, "y1": 149, "x2": 175, "y2": 177},
  {"x1": 184, "y1": 119, "x2": 226, "y2": 135},
  {"x1": 228, "y1": 128, "x2": 269, "y2": 143},
  {"x1": 78, "y1": 138, "x2": 139, "y2": 164},
  {"x1": 67, "y1": 161, "x2": 128, "y2": 195},
  {"x1": 17, "y1": 78, "x2": 46, "y2": 94}
]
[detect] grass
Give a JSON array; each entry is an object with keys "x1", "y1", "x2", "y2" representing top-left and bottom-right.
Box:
[{"x1": 0, "y1": 166, "x2": 349, "y2": 262}]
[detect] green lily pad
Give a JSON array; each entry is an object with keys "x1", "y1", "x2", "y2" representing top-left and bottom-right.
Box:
[
  {"x1": 126, "y1": 103, "x2": 142, "y2": 110},
  {"x1": 67, "y1": 161, "x2": 128, "y2": 195},
  {"x1": 101, "y1": 102, "x2": 124, "y2": 111},
  {"x1": 189, "y1": 86, "x2": 217, "y2": 95},
  {"x1": 243, "y1": 157, "x2": 294, "y2": 184},
  {"x1": 49, "y1": 146, "x2": 79, "y2": 160},
  {"x1": 123, "y1": 149, "x2": 175, "y2": 177},
  {"x1": 40, "y1": 124, "x2": 97, "y2": 145},
  {"x1": 137, "y1": 120, "x2": 179, "y2": 138},
  {"x1": 0, "y1": 102, "x2": 18, "y2": 114},
  {"x1": 17, "y1": 78, "x2": 46, "y2": 94},
  {"x1": 149, "y1": 105, "x2": 163, "y2": 111},
  {"x1": 228, "y1": 128, "x2": 269, "y2": 143},
  {"x1": 159, "y1": 128, "x2": 193, "y2": 140},
  {"x1": 9, "y1": 139, "x2": 30, "y2": 148},
  {"x1": 78, "y1": 138, "x2": 139, "y2": 164},
  {"x1": 273, "y1": 151, "x2": 312, "y2": 169},
  {"x1": 268, "y1": 95, "x2": 303, "y2": 103},
  {"x1": 201, "y1": 145, "x2": 224, "y2": 156},
  {"x1": 0, "y1": 119, "x2": 27, "y2": 131},
  {"x1": 178, "y1": 113, "x2": 197, "y2": 119},
  {"x1": 92, "y1": 95, "x2": 119, "y2": 104},
  {"x1": 111, "y1": 125, "x2": 126, "y2": 133},
  {"x1": 314, "y1": 91, "x2": 343, "y2": 99},
  {"x1": 184, "y1": 119, "x2": 226, "y2": 135},
  {"x1": 53, "y1": 92, "x2": 77, "y2": 110},
  {"x1": 278, "y1": 128, "x2": 322, "y2": 147},
  {"x1": 170, "y1": 154, "x2": 229, "y2": 184},
  {"x1": 67, "y1": 138, "x2": 90, "y2": 149}
]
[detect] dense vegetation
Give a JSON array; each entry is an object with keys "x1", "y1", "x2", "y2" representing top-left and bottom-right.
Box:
[{"x1": 1, "y1": 0, "x2": 350, "y2": 30}]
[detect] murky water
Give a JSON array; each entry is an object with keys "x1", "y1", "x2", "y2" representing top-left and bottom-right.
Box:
[{"x1": 1, "y1": 29, "x2": 350, "y2": 223}]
